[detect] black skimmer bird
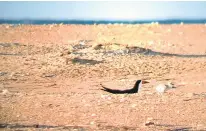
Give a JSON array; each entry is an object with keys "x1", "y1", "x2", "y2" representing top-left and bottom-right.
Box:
[{"x1": 101, "y1": 80, "x2": 142, "y2": 94}]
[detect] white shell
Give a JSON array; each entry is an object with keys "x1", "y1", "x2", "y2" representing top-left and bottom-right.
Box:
[
  {"x1": 79, "y1": 41, "x2": 85, "y2": 45},
  {"x1": 1, "y1": 89, "x2": 9, "y2": 95}
]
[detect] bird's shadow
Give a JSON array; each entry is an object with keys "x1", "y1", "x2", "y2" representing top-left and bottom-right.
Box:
[
  {"x1": 71, "y1": 58, "x2": 103, "y2": 65},
  {"x1": 0, "y1": 43, "x2": 20, "y2": 47},
  {"x1": 0, "y1": 123, "x2": 87, "y2": 130},
  {"x1": 154, "y1": 124, "x2": 203, "y2": 131},
  {"x1": 0, "y1": 53, "x2": 22, "y2": 56},
  {"x1": 126, "y1": 46, "x2": 206, "y2": 58}
]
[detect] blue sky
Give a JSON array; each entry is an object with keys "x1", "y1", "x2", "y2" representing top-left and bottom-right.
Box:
[{"x1": 0, "y1": 1, "x2": 206, "y2": 20}]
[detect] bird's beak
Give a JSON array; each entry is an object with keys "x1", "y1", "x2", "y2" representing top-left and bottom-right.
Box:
[{"x1": 142, "y1": 80, "x2": 150, "y2": 84}]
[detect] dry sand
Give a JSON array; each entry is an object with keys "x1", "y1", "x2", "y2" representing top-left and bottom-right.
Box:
[{"x1": 0, "y1": 23, "x2": 206, "y2": 130}]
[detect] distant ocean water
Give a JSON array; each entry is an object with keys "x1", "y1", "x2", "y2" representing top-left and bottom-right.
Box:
[{"x1": 0, "y1": 19, "x2": 206, "y2": 25}]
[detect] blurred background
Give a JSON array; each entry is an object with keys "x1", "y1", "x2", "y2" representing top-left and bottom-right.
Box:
[{"x1": 0, "y1": 1, "x2": 206, "y2": 24}]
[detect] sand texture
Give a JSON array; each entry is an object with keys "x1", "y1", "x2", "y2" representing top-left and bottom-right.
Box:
[{"x1": 0, "y1": 24, "x2": 206, "y2": 130}]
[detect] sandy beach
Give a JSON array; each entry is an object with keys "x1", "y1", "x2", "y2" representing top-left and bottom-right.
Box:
[{"x1": 0, "y1": 23, "x2": 206, "y2": 130}]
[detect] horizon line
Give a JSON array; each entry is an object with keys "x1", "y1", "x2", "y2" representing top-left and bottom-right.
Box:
[{"x1": 1, "y1": 18, "x2": 206, "y2": 21}]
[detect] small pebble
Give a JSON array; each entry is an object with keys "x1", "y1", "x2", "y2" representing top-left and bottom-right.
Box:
[
  {"x1": 90, "y1": 121, "x2": 95, "y2": 125},
  {"x1": 91, "y1": 113, "x2": 96, "y2": 117},
  {"x1": 2, "y1": 89, "x2": 9, "y2": 95},
  {"x1": 131, "y1": 104, "x2": 137, "y2": 108},
  {"x1": 120, "y1": 98, "x2": 125, "y2": 102},
  {"x1": 0, "y1": 72, "x2": 8, "y2": 76},
  {"x1": 107, "y1": 96, "x2": 112, "y2": 100},
  {"x1": 145, "y1": 117, "x2": 155, "y2": 126},
  {"x1": 79, "y1": 41, "x2": 85, "y2": 45}
]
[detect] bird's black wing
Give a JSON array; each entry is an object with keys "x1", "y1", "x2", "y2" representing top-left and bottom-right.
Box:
[
  {"x1": 100, "y1": 80, "x2": 142, "y2": 94},
  {"x1": 101, "y1": 84, "x2": 134, "y2": 94}
]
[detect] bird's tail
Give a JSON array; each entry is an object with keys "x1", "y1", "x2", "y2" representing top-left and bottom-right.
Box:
[{"x1": 100, "y1": 84, "x2": 114, "y2": 92}]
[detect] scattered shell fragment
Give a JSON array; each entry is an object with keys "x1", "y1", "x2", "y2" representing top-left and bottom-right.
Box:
[
  {"x1": 91, "y1": 113, "x2": 96, "y2": 117},
  {"x1": 131, "y1": 104, "x2": 137, "y2": 108},
  {"x1": 90, "y1": 121, "x2": 95, "y2": 125},
  {"x1": 79, "y1": 41, "x2": 85, "y2": 45},
  {"x1": 1, "y1": 89, "x2": 9, "y2": 95},
  {"x1": 120, "y1": 98, "x2": 125, "y2": 102}
]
